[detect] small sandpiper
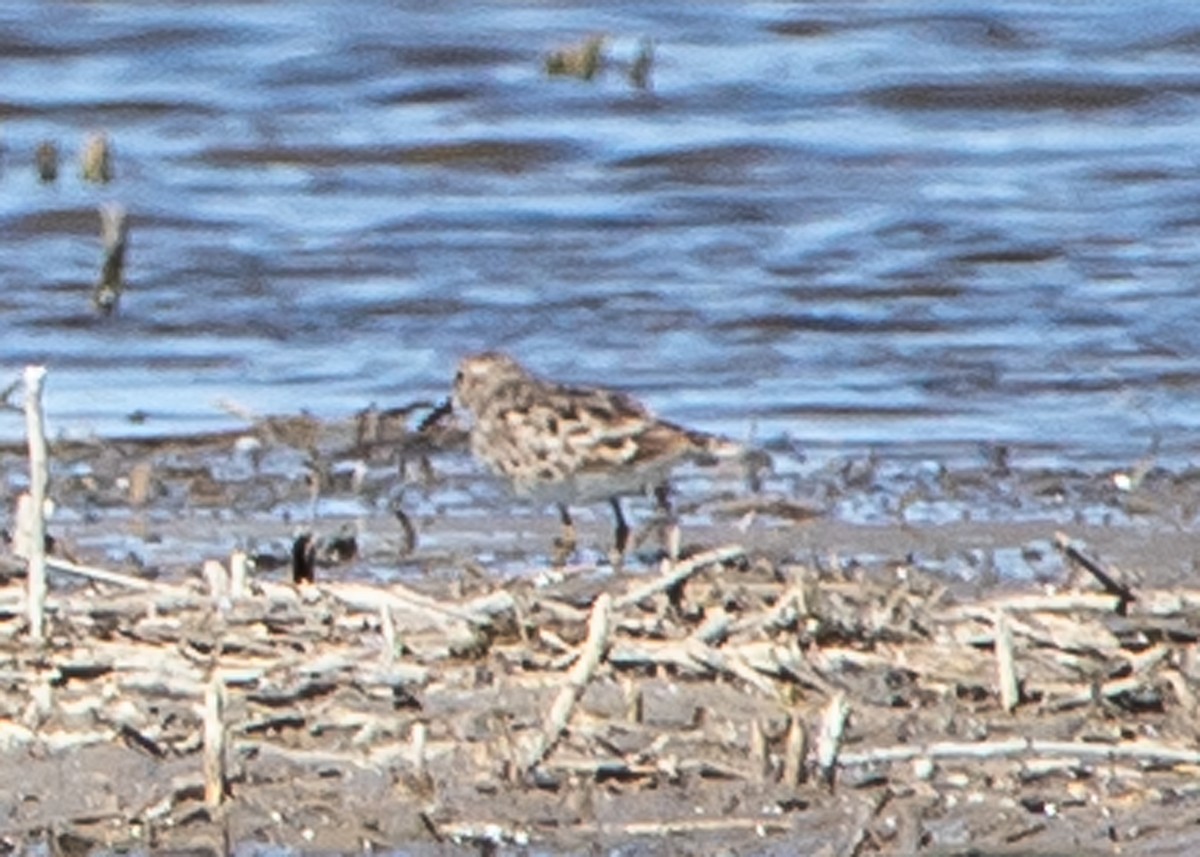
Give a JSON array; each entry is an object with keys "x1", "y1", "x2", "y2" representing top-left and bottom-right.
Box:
[{"x1": 448, "y1": 352, "x2": 762, "y2": 565}]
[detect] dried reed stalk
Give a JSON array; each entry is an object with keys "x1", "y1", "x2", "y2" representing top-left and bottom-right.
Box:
[{"x1": 23, "y1": 366, "x2": 48, "y2": 642}]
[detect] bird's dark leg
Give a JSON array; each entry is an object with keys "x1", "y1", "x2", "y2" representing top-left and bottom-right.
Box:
[
  {"x1": 654, "y1": 482, "x2": 673, "y2": 516},
  {"x1": 610, "y1": 498, "x2": 630, "y2": 569},
  {"x1": 552, "y1": 503, "x2": 576, "y2": 567},
  {"x1": 655, "y1": 482, "x2": 681, "y2": 562}
]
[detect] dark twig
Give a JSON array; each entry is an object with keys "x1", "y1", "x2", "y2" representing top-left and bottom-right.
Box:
[
  {"x1": 1054, "y1": 531, "x2": 1136, "y2": 614},
  {"x1": 0, "y1": 375, "x2": 22, "y2": 412},
  {"x1": 94, "y1": 203, "x2": 129, "y2": 314},
  {"x1": 35, "y1": 141, "x2": 58, "y2": 183},
  {"x1": 629, "y1": 38, "x2": 654, "y2": 90},
  {"x1": 393, "y1": 502, "x2": 418, "y2": 555},
  {"x1": 292, "y1": 531, "x2": 316, "y2": 585}
]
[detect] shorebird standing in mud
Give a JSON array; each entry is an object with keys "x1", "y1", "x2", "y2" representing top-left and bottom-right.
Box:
[{"x1": 444, "y1": 351, "x2": 766, "y2": 566}]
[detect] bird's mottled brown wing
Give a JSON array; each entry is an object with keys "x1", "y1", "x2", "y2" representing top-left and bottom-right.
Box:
[
  {"x1": 467, "y1": 361, "x2": 752, "y2": 488},
  {"x1": 544, "y1": 386, "x2": 703, "y2": 474}
]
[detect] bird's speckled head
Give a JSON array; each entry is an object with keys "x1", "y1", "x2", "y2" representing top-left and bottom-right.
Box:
[{"x1": 452, "y1": 352, "x2": 532, "y2": 415}]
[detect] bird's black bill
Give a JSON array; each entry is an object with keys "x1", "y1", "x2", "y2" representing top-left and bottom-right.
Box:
[{"x1": 417, "y1": 398, "x2": 454, "y2": 433}]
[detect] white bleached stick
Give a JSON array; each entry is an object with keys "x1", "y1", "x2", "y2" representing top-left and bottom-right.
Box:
[{"x1": 23, "y1": 366, "x2": 48, "y2": 642}]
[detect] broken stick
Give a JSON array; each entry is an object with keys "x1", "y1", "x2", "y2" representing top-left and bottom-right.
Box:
[
  {"x1": 1054, "y1": 531, "x2": 1136, "y2": 612},
  {"x1": 524, "y1": 593, "x2": 612, "y2": 772},
  {"x1": 615, "y1": 544, "x2": 743, "y2": 610},
  {"x1": 46, "y1": 556, "x2": 184, "y2": 593}
]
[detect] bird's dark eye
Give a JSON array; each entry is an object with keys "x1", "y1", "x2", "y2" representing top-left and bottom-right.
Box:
[{"x1": 454, "y1": 370, "x2": 464, "y2": 385}]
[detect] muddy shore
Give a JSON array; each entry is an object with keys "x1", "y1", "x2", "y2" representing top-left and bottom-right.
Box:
[{"x1": 2, "y1": 409, "x2": 1200, "y2": 855}]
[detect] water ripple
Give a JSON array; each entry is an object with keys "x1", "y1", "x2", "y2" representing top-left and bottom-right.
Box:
[{"x1": 0, "y1": 0, "x2": 1197, "y2": 468}]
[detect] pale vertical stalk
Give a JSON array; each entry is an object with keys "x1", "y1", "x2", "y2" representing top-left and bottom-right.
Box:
[
  {"x1": 203, "y1": 676, "x2": 226, "y2": 806},
  {"x1": 665, "y1": 522, "x2": 681, "y2": 564},
  {"x1": 12, "y1": 494, "x2": 33, "y2": 560},
  {"x1": 380, "y1": 604, "x2": 396, "y2": 666},
  {"x1": 623, "y1": 676, "x2": 643, "y2": 724},
  {"x1": 816, "y1": 691, "x2": 849, "y2": 786},
  {"x1": 783, "y1": 712, "x2": 809, "y2": 786},
  {"x1": 229, "y1": 550, "x2": 248, "y2": 599},
  {"x1": 749, "y1": 718, "x2": 768, "y2": 782},
  {"x1": 23, "y1": 366, "x2": 48, "y2": 642},
  {"x1": 995, "y1": 609, "x2": 1020, "y2": 713},
  {"x1": 203, "y1": 559, "x2": 228, "y2": 600},
  {"x1": 410, "y1": 721, "x2": 427, "y2": 782}
]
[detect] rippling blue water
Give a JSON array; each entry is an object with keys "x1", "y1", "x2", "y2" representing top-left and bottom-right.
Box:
[{"x1": 3, "y1": 0, "x2": 1200, "y2": 468}]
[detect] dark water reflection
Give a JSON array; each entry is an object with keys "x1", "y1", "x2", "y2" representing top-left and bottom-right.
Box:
[{"x1": 3, "y1": 0, "x2": 1200, "y2": 469}]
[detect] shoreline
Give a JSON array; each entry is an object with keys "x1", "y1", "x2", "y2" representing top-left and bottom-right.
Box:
[{"x1": 0, "y1": 413, "x2": 1198, "y2": 854}]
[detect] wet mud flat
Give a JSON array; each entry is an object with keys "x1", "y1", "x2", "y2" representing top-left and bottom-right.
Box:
[{"x1": 2, "y1": 415, "x2": 1200, "y2": 855}]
